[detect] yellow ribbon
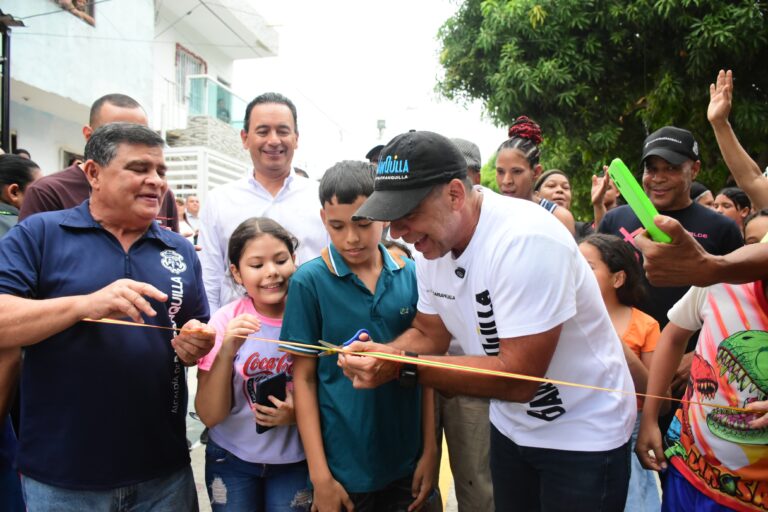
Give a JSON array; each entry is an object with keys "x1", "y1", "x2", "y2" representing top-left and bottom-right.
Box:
[{"x1": 83, "y1": 317, "x2": 757, "y2": 414}]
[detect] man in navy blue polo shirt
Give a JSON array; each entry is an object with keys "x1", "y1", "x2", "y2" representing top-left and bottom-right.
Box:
[{"x1": 0, "y1": 123, "x2": 214, "y2": 511}]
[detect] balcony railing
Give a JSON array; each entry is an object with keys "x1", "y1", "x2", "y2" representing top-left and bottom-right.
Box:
[
  {"x1": 187, "y1": 75, "x2": 247, "y2": 131},
  {"x1": 164, "y1": 146, "x2": 249, "y2": 204}
]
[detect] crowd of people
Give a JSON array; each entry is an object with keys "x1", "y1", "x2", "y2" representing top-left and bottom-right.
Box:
[{"x1": 0, "y1": 68, "x2": 766, "y2": 512}]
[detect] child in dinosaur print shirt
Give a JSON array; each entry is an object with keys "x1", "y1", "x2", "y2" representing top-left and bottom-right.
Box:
[{"x1": 637, "y1": 281, "x2": 768, "y2": 511}]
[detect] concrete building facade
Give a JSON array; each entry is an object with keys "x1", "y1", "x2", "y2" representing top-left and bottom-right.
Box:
[{"x1": 5, "y1": 0, "x2": 277, "y2": 197}]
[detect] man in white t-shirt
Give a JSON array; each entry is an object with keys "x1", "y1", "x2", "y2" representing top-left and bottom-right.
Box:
[
  {"x1": 198, "y1": 92, "x2": 328, "y2": 313},
  {"x1": 432, "y1": 136, "x2": 494, "y2": 511},
  {"x1": 340, "y1": 131, "x2": 636, "y2": 511}
]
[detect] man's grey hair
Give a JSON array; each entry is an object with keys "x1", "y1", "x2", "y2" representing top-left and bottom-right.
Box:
[{"x1": 84, "y1": 122, "x2": 165, "y2": 166}]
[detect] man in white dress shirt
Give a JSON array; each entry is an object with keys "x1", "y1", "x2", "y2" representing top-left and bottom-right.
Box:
[
  {"x1": 184, "y1": 194, "x2": 200, "y2": 232},
  {"x1": 198, "y1": 92, "x2": 328, "y2": 312}
]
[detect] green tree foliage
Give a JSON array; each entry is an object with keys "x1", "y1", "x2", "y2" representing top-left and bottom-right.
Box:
[
  {"x1": 480, "y1": 152, "x2": 499, "y2": 191},
  {"x1": 438, "y1": 0, "x2": 768, "y2": 218}
]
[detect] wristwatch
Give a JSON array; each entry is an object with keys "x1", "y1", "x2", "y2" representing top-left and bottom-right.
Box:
[{"x1": 398, "y1": 351, "x2": 418, "y2": 388}]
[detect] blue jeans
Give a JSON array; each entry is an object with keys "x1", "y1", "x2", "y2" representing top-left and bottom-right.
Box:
[
  {"x1": 625, "y1": 415, "x2": 661, "y2": 512},
  {"x1": 204, "y1": 439, "x2": 310, "y2": 511},
  {"x1": 21, "y1": 465, "x2": 197, "y2": 512},
  {"x1": 490, "y1": 424, "x2": 630, "y2": 512}
]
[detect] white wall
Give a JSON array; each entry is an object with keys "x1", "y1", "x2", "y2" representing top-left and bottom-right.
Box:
[
  {"x1": 152, "y1": 8, "x2": 235, "y2": 132},
  {"x1": 10, "y1": 102, "x2": 86, "y2": 175},
  {"x1": 7, "y1": 0, "x2": 155, "y2": 119}
]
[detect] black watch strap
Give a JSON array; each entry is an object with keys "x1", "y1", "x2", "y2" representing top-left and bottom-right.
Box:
[{"x1": 398, "y1": 351, "x2": 418, "y2": 388}]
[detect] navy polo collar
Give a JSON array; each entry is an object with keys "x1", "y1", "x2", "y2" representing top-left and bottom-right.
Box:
[{"x1": 59, "y1": 200, "x2": 179, "y2": 249}]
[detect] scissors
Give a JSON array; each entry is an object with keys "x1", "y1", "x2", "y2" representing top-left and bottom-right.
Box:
[{"x1": 317, "y1": 328, "x2": 370, "y2": 357}]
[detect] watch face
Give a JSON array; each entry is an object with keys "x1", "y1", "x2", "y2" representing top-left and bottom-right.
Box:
[{"x1": 399, "y1": 364, "x2": 418, "y2": 388}]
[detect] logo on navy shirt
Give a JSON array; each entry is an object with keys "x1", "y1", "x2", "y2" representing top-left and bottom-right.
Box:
[{"x1": 160, "y1": 250, "x2": 187, "y2": 274}]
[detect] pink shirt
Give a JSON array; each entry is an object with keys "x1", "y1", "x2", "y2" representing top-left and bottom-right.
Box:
[{"x1": 198, "y1": 297, "x2": 304, "y2": 464}]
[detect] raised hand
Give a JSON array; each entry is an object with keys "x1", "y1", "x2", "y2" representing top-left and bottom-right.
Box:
[
  {"x1": 591, "y1": 168, "x2": 612, "y2": 207},
  {"x1": 708, "y1": 69, "x2": 733, "y2": 126}
]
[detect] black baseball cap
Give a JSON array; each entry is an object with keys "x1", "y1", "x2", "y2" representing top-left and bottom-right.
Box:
[
  {"x1": 641, "y1": 126, "x2": 700, "y2": 166},
  {"x1": 365, "y1": 144, "x2": 385, "y2": 161},
  {"x1": 353, "y1": 131, "x2": 466, "y2": 221}
]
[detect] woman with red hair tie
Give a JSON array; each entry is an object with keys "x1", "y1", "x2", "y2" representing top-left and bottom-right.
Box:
[{"x1": 495, "y1": 116, "x2": 576, "y2": 235}]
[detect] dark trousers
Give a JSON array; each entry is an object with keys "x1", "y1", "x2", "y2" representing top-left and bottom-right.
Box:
[
  {"x1": 490, "y1": 424, "x2": 630, "y2": 512},
  {"x1": 348, "y1": 475, "x2": 439, "y2": 512}
]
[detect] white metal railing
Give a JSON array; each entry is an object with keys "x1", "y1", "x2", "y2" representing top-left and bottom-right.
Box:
[
  {"x1": 164, "y1": 146, "x2": 249, "y2": 204},
  {"x1": 157, "y1": 76, "x2": 188, "y2": 138}
]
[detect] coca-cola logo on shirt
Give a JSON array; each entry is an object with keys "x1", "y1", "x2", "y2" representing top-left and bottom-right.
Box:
[{"x1": 241, "y1": 352, "x2": 293, "y2": 378}]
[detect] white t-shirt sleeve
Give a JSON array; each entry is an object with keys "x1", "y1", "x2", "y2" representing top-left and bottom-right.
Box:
[
  {"x1": 415, "y1": 255, "x2": 438, "y2": 315},
  {"x1": 668, "y1": 286, "x2": 707, "y2": 332},
  {"x1": 489, "y1": 233, "x2": 577, "y2": 338}
]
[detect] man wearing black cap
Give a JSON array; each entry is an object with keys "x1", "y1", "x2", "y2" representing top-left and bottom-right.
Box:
[
  {"x1": 599, "y1": 126, "x2": 742, "y2": 401},
  {"x1": 450, "y1": 138, "x2": 482, "y2": 186},
  {"x1": 365, "y1": 144, "x2": 385, "y2": 166},
  {"x1": 339, "y1": 130, "x2": 636, "y2": 511}
]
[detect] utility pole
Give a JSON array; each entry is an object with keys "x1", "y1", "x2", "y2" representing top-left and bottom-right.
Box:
[{"x1": 0, "y1": 10, "x2": 25, "y2": 153}]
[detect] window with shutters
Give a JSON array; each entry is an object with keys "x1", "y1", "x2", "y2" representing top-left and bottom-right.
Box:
[{"x1": 175, "y1": 44, "x2": 208, "y2": 104}]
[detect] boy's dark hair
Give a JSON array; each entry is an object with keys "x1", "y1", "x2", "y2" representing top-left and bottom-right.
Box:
[
  {"x1": 243, "y1": 92, "x2": 298, "y2": 134},
  {"x1": 89, "y1": 93, "x2": 142, "y2": 126},
  {"x1": 228, "y1": 217, "x2": 298, "y2": 267},
  {"x1": 582, "y1": 234, "x2": 647, "y2": 308},
  {"x1": 717, "y1": 186, "x2": 751, "y2": 211},
  {"x1": 0, "y1": 154, "x2": 39, "y2": 191},
  {"x1": 744, "y1": 208, "x2": 768, "y2": 229},
  {"x1": 319, "y1": 161, "x2": 376, "y2": 206},
  {"x1": 12, "y1": 148, "x2": 31, "y2": 158},
  {"x1": 382, "y1": 239, "x2": 412, "y2": 259}
]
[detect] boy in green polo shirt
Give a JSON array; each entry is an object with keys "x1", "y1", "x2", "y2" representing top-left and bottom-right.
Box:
[{"x1": 279, "y1": 161, "x2": 436, "y2": 511}]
